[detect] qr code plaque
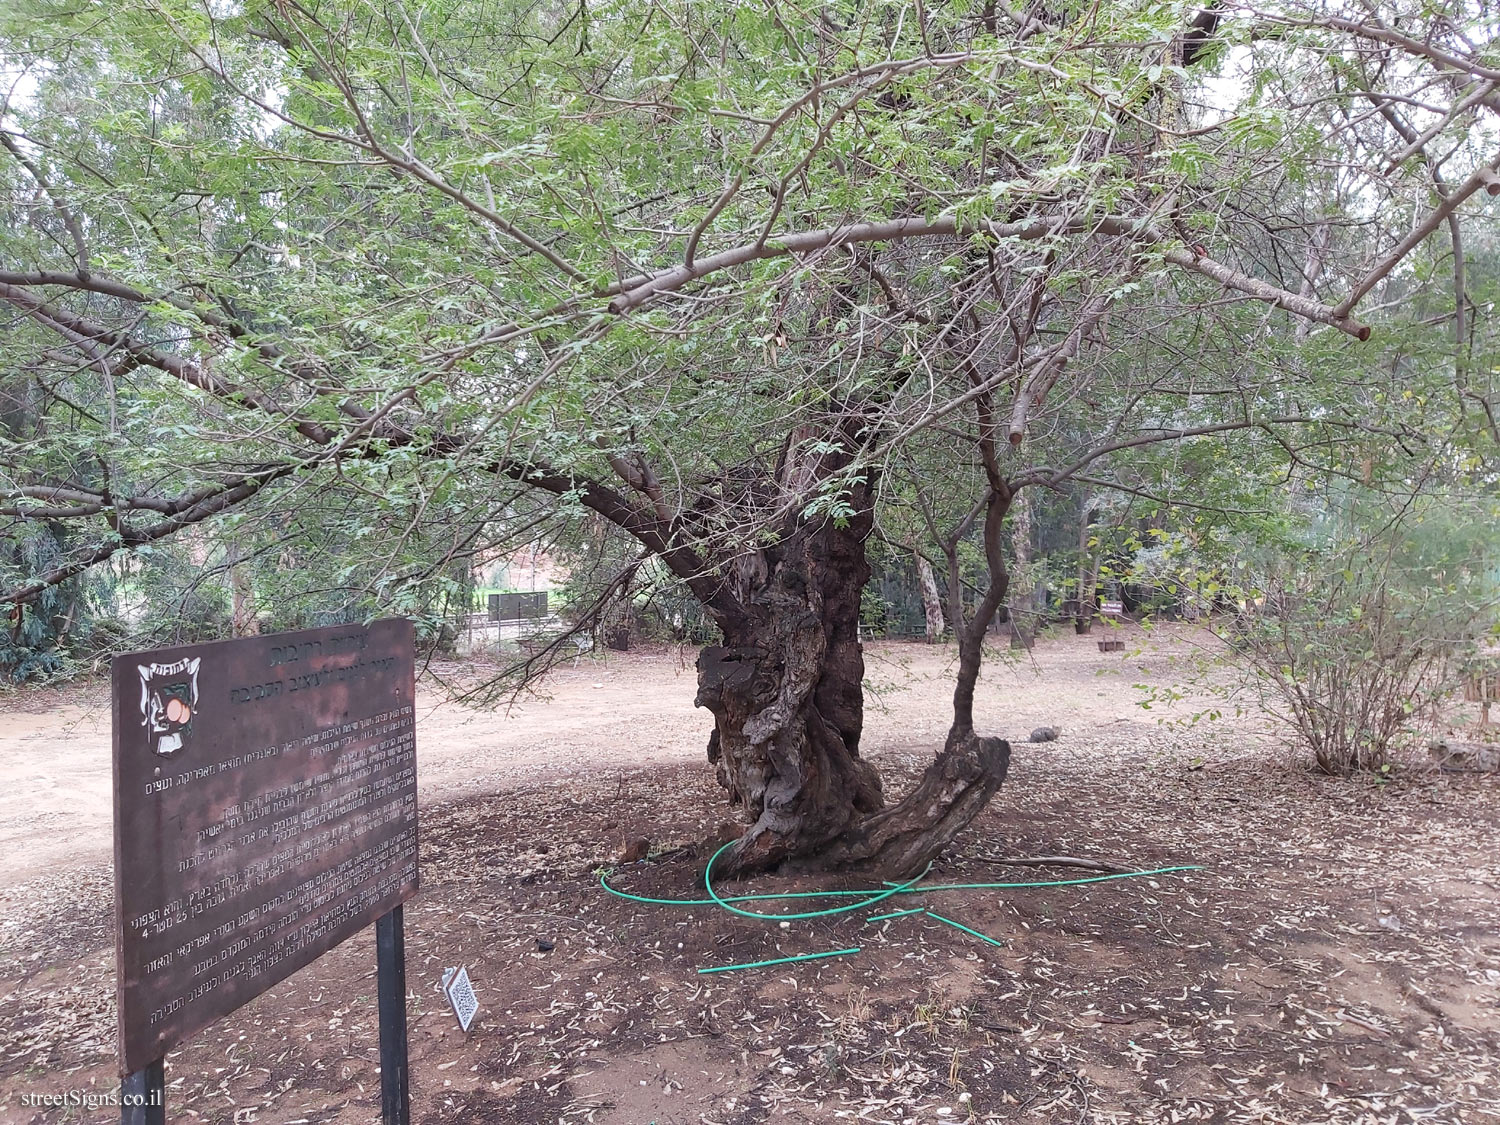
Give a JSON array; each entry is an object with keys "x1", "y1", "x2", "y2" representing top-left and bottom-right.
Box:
[{"x1": 442, "y1": 966, "x2": 479, "y2": 1032}]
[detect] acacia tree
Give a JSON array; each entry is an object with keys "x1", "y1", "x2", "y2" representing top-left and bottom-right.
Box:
[{"x1": 1, "y1": 0, "x2": 1495, "y2": 875}]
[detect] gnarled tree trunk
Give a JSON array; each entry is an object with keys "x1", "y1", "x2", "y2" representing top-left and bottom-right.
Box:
[
  {"x1": 696, "y1": 493, "x2": 884, "y2": 875},
  {"x1": 695, "y1": 425, "x2": 1010, "y2": 880}
]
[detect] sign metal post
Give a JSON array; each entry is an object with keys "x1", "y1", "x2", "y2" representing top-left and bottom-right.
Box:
[
  {"x1": 120, "y1": 1058, "x2": 165, "y2": 1125},
  {"x1": 376, "y1": 906, "x2": 411, "y2": 1125}
]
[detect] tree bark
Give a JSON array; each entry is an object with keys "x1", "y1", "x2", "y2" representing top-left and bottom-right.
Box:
[
  {"x1": 694, "y1": 423, "x2": 1009, "y2": 880},
  {"x1": 695, "y1": 435, "x2": 884, "y2": 876},
  {"x1": 1074, "y1": 496, "x2": 1098, "y2": 634},
  {"x1": 1008, "y1": 490, "x2": 1036, "y2": 649},
  {"x1": 916, "y1": 554, "x2": 945, "y2": 642},
  {"x1": 229, "y1": 543, "x2": 257, "y2": 637}
]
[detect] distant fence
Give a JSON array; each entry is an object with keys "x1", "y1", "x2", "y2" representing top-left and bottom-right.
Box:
[{"x1": 486, "y1": 591, "x2": 548, "y2": 622}]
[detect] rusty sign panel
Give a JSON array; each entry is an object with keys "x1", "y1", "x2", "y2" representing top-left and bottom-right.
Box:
[{"x1": 113, "y1": 619, "x2": 419, "y2": 1074}]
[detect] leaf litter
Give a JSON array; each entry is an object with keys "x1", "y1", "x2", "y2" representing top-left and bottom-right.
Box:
[{"x1": 0, "y1": 633, "x2": 1496, "y2": 1123}]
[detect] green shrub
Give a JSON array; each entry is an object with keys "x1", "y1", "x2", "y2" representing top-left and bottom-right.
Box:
[{"x1": 1225, "y1": 501, "x2": 1497, "y2": 776}]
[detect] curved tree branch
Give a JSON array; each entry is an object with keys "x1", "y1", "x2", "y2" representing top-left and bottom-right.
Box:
[
  {"x1": 3, "y1": 466, "x2": 299, "y2": 604},
  {"x1": 0, "y1": 132, "x2": 90, "y2": 276}
]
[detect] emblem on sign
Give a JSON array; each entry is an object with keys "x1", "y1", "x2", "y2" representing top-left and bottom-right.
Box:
[{"x1": 137, "y1": 656, "x2": 201, "y2": 757}]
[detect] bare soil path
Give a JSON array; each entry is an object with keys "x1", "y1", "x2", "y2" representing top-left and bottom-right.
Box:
[
  {"x1": 0, "y1": 627, "x2": 1212, "y2": 888},
  {"x1": 2, "y1": 626, "x2": 1497, "y2": 1125}
]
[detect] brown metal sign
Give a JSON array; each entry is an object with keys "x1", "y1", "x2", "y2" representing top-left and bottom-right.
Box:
[{"x1": 112, "y1": 619, "x2": 419, "y2": 1074}]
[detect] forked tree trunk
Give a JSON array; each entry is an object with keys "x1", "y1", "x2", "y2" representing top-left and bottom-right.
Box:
[{"x1": 695, "y1": 432, "x2": 1010, "y2": 880}]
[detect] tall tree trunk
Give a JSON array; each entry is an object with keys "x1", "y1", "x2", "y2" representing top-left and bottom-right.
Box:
[
  {"x1": 916, "y1": 555, "x2": 945, "y2": 642},
  {"x1": 695, "y1": 423, "x2": 1009, "y2": 880},
  {"x1": 1074, "y1": 496, "x2": 1097, "y2": 634},
  {"x1": 229, "y1": 543, "x2": 257, "y2": 637},
  {"x1": 1008, "y1": 490, "x2": 1035, "y2": 649}
]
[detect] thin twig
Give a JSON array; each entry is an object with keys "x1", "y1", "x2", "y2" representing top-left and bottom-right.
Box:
[{"x1": 965, "y1": 854, "x2": 1135, "y2": 873}]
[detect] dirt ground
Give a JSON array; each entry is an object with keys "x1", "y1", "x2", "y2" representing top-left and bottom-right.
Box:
[{"x1": 1, "y1": 625, "x2": 1497, "y2": 1124}]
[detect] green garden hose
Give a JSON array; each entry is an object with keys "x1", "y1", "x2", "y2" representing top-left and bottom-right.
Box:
[
  {"x1": 701, "y1": 842, "x2": 934, "y2": 920},
  {"x1": 599, "y1": 848, "x2": 1203, "y2": 970},
  {"x1": 866, "y1": 907, "x2": 926, "y2": 923},
  {"x1": 922, "y1": 909, "x2": 1007, "y2": 948},
  {"x1": 599, "y1": 845, "x2": 1202, "y2": 919}
]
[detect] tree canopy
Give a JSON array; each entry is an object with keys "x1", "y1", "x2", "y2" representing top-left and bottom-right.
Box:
[
  {"x1": 3, "y1": 0, "x2": 1497, "y2": 870},
  {"x1": 3, "y1": 0, "x2": 1494, "y2": 604}
]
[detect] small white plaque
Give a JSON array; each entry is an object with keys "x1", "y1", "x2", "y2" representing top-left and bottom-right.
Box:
[{"x1": 442, "y1": 966, "x2": 479, "y2": 1032}]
